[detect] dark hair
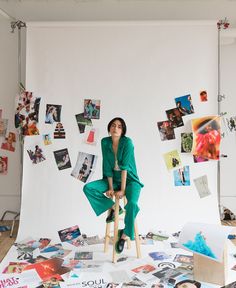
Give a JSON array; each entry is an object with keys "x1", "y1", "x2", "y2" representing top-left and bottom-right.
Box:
[
  {"x1": 174, "y1": 280, "x2": 201, "y2": 288},
  {"x1": 107, "y1": 117, "x2": 127, "y2": 136}
]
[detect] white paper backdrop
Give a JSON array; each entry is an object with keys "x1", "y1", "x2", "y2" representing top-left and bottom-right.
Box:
[{"x1": 18, "y1": 21, "x2": 220, "y2": 242}]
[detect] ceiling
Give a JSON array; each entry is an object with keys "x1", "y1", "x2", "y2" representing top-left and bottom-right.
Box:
[{"x1": 0, "y1": 0, "x2": 236, "y2": 28}]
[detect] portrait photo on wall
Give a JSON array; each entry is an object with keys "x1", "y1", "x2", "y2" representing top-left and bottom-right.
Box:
[
  {"x1": 45, "y1": 104, "x2": 62, "y2": 124},
  {"x1": 75, "y1": 112, "x2": 93, "y2": 134},
  {"x1": 0, "y1": 119, "x2": 8, "y2": 137},
  {"x1": 0, "y1": 156, "x2": 8, "y2": 175},
  {"x1": 163, "y1": 150, "x2": 182, "y2": 170},
  {"x1": 15, "y1": 91, "x2": 41, "y2": 136},
  {"x1": 43, "y1": 133, "x2": 52, "y2": 145},
  {"x1": 192, "y1": 116, "x2": 221, "y2": 160},
  {"x1": 27, "y1": 145, "x2": 46, "y2": 164},
  {"x1": 157, "y1": 120, "x2": 175, "y2": 141},
  {"x1": 71, "y1": 151, "x2": 98, "y2": 183},
  {"x1": 84, "y1": 99, "x2": 101, "y2": 120},
  {"x1": 173, "y1": 166, "x2": 190, "y2": 186},
  {"x1": 225, "y1": 115, "x2": 236, "y2": 132},
  {"x1": 166, "y1": 108, "x2": 184, "y2": 128},
  {"x1": 199, "y1": 90, "x2": 208, "y2": 102},
  {"x1": 1, "y1": 132, "x2": 16, "y2": 152},
  {"x1": 193, "y1": 175, "x2": 211, "y2": 198},
  {"x1": 53, "y1": 148, "x2": 71, "y2": 170},
  {"x1": 54, "y1": 122, "x2": 66, "y2": 139},
  {"x1": 83, "y1": 127, "x2": 99, "y2": 146},
  {"x1": 181, "y1": 133, "x2": 193, "y2": 153},
  {"x1": 175, "y1": 94, "x2": 194, "y2": 116}
]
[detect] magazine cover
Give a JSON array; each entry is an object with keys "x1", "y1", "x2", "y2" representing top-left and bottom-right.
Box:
[
  {"x1": 84, "y1": 99, "x2": 101, "y2": 119},
  {"x1": 53, "y1": 148, "x2": 71, "y2": 170},
  {"x1": 45, "y1": 104, "x2": 62, "y2": 124}
]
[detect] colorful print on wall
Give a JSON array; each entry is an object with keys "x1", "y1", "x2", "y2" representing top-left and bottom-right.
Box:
[
  {"x1": 53, "y1": 148, "x2": 71, "y2": 170},
  {"x1": 192, "y1": 116, "x2": 221, "y2": 160},
  {"x1": 225, "y1": 116, "x2": 236, "y2": 132},
  {"x1": 157, "y1": 120, "x2": 175, "y2": 141},
  {"x1": 54, "y1": 123, "x2": 66, "y2": 139},
  {"x1": 71, "y1": 151, "x2": 98, "y2": 183},
  {"x1": 163, "y1": 150, "x2": 182, "y2": 170},
  {"x1": 75, "y1": 112, "x2": 92, "y2": 134},
  {"x1": 84, "y1": 99, "x2": 101, "y2": 119},
  {"x1": 1, "y1": 132, "x2": 16, "y2": 152},
  {"x1": 84, "y1": 127, "x2": 99, "y2": 145},
  {"x1": 0, "y1": 156, "x2": 8, "y2": 175},
  {"x1": 165, "y1": 108, "x2": 184, "y2": 128},
  {"x1": 175, "y1": 94, "x2": 194, "y2": 116},
  {"x1": 0, "y1": 119, "x2": 8, "y2": 137},
  {"x1": 45, "y1": 104, "x2": 62, "y2": 124},
  {"x1": 27, "y1": 145, "x2": 46, "y2": 164},
  {"x1": 181, "y1": 133, "x2": 193, "y2": 153},
  {"x1": 193, "y1": 155, "x2": 209, "y2": 163},
  {"x1": 173, "y1": 166, "x2": 190, "y2": 186},
  {"x1": 43, "y1": 133, "x2": 52, "y2": 145},
  {"x1": 15, "y1": 91, "x2": 41, "y2": 136},
  {"x1": 199, "y1": 90, "x2": 208, "y2": 102}
]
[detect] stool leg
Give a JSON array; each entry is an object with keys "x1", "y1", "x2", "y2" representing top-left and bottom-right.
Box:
[
  {"x1": 104, "y1": 214, "x2": 111, "y2": 253},
  {"x1": 112, "y1": 198, "x2": 120, "y2": 263},
  {"x1": 134, "y1": 221, "x2": 141, "y2": 258}
]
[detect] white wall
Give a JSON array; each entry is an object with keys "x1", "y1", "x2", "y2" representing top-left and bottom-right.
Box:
[
  {"x1": 220, "y1": 37, "x2": 236, "y2": 213},
  {"x1": 16, "y1": 21, "x2": 220, "y2": 242},
  {"x1": 0, "y1": 17, "x2": 21, "y2": 219}
]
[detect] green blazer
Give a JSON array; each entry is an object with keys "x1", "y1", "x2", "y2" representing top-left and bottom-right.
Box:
[{"x1": 101, "y1": 136, "x2": 144, "y2": 187}]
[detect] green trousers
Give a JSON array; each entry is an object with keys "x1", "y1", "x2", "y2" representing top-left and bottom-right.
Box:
[{"x1": 83, "y1": 173, "x2": 141, "y2": 240}]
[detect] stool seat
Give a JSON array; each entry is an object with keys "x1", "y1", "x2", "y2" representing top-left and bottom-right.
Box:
[{"x1": 104, "y1": 196, "x2": 141, "y2": 263}]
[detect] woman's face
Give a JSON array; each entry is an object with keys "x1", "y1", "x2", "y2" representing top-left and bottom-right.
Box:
[
  {"x1": 109, "y1": 120, "x2": 123, "y2": 137},
  {"x1": 177, "y1": 283, "x2": 198, "y2": 288},
  {"x1": 7, "y1": 133, "x2": 14, "y2": 143}
]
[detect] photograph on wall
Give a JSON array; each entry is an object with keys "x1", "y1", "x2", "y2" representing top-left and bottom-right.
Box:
[
  {"x1": 163, "y1": 150, "x2": 182, "y2": 170},
  {"x1": 84, "y1": 99, "x2": 101, "y2": 119},
  {"x1": 54, "y1": 122, "x2": 66, "y2": 139},
  {"x1": 166, "y1": 108, "x2": 184, "y2": 128},
  {"x1": 71, "y1": 151, "x2": 98, "y2": 183},
  {"x1": 0, "y1": 156, "x2": 8, "y2": 175},
  {"x1": 83, "y1": 127, "x2": 99, "y2": 145},
  {"x1": 179, "y1": 222, "x2": 233, "y2": 262},
  {"x1": 58, "y1": 225, "x2": 81, "y2": 243},
  {"x1": 45, "y1": 104, "x2": 62, "y2": 124},
  {"x1": 53, "y1": 148, "x2": 71, "y2": 170},
  {"x1": 75, "y1": 113, "x2": 92, "y2": 134},
  {"x1": 225, "y1": 116, "x2": 236, "y2": 132},
  {"x1": 157, "y1": 120, "x2": 175, "y2": 141},
  {"x1": 192, "y1": 116, "x2": 221, "y2": 160},
  {"x1": 27, "y1": 145, "x2": 46, "y2": 164},
  {"x1": 43, "y1": 133, "x2": 52, "y2": 145},
  {"x1": 181, "y1": 133, "x2": 193, "y2": 153},
  {"x1": 199, "y1": 90, "x2": 208, "y2": 102},
  {"x1": 1, "y1": 132, "x2": 16, "y2": 152},
  {"x1": 193, "y1": 175, "x2": 211, "y2": 198},
  {"x1": 193, "y1": 155, "x2": 209, "y2": 163},
  {"x1": 15, "y1": 91, "x2": 41, "y2": 136},
  {"x1": 0, "y1": 119, "x2": 8, "y2": 137},
  {"x1": 175, "y1": 94, "x2": 194, "y2": 116},
  {"x1": 173, "y1": 166, "x2": 190, "y2": 186}
]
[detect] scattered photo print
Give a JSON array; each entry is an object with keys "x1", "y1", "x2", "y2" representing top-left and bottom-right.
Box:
[
  {"x1": 157, "y1": 120, "x2": 175, "y2": 141},
  {"x1": 15, "y1": 91, "x2": 41, "y2": 135},
  {"x1": 54, "y1": 122, "x2": 66, "y2": 139},
  {"x1": 199, "y1": 90, "x2": 208, "y2": 102},
  {"x1": 226, "y1": 116, "x2": 236, "y2": 132},
  {"x1": 149, "y1": 251, "x2": 170, "y2": 261},
  {"x1": 152, "y1": 267, "x2": 182, "y2": 280},
  {"x1": 166, "y1": 108, "x2": 184, "y2": 128},
  {"x1": 175, "y1": 94, "x2": 194, "y2": 116},
  {"x1": 45, "y1": 104, "x2": 62, "y2": 124},
  {"x1": 41, "y1": 243, "x2": 63, "y2": 253},
  {"x1": 173, "y1": 166, "x2": 190, "y2": 186},
  {"x1": 132, "y1": 264, "x2": 156, "y2": 274},
  {"x1": 71, "y1": 151, "x2": 98, "y2": 183},
  {"x1": 84, "y1": 99, "x2": 101, "y2": 119},
  {"x1": 74, "y1": 251, "x2": 93, "y2": 260},
  {"x1": 51, "y1": 248, "x2": 72, "y2": 259},
  {"x1": 193, "y1": 155, "x2": 209, "y2": 163},
  {"x1": 173, "y1": 254, "x2": 193, "y2": 264},
  {"x1": 84, "y1": 127, "x2": 99, "y2": 145},
  {"x1": 181, "y1": 133, "x2": 193, "y2": 153},
  {"x1": 192, "y1": 116, "x2": 221, "y2": 160},
  {"x1": 58, "y1": 225, "x2": 81, "y2": 243},
  {"x1": 53, "y1": 148, "x2": 71, "y2": 170},
  {"x1": 75, "y1": 113, "x2": 92, "y2": 134},
  {"x1": 0, "y1": 119, "x2": 8, "y2": 137},
  {"x1": 27, "y1": 145, "x2": 46, "y2": 164},
  {"x1": 28, "y1": 255, "x2": 48, "y2": 264},
  {"x1": 193, "y1": 175, "x2": 211, "y2": 198},
  {"x1": 43, "y1": 133, "x2": 52, "y2": 145},
  {"x1": 2, "y1": 261, "x2": 29, "y2": 274},
  {"x1": 123, "y1": 276, "x2": 146, "y2": 287},
  {"x1": 0, "y1": 156, "x2": 8, "y2": 175},
  {"x1": 37, "y1": 274, "x2": 64, "y2": 287},
  {"x1": 163, "y1": 150, "x2": 182, "y2": 170},
  {"x1": 1, "y1": 132, "x2": 16, "y2": 152}
]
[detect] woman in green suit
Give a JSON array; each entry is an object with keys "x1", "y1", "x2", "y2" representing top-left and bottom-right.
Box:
[{"x1": 83, "y1": 117, "x2": 143, "y2": 254}]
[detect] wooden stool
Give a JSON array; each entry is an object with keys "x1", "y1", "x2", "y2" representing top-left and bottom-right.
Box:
[{"x1": 104, "y1": 196, "x2": 141, "y2": 263}]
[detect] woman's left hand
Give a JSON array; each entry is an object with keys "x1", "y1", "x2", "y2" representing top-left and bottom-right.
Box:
[{"x1": 115, "y1": 190, "x2": 125, "y2": 199}]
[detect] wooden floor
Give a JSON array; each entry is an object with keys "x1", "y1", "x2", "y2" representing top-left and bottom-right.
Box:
[{"x1": 0, "y1": 220, "x2": 19, "y2": 262}]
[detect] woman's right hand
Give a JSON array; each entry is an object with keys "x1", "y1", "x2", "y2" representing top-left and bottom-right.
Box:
[{"x1": 105, "y1": 189, "x2": 114, "y2": 198}]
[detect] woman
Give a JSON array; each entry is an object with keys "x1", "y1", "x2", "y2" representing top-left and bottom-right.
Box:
[
  {"x1": 1, "y1": 132, "x2": 16, "y2": 152},
  {"x1": 83, "y1": 117, "x2": 143, "y2": 254}
]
